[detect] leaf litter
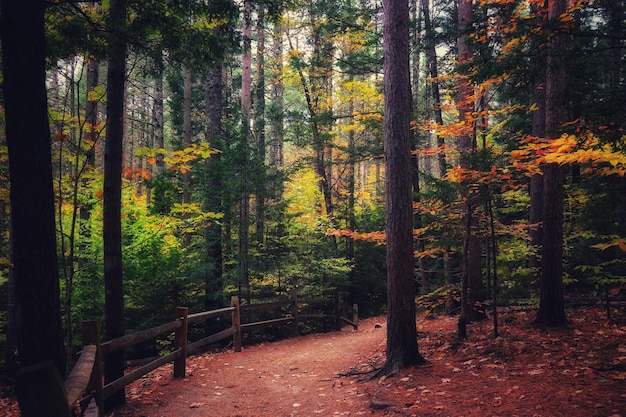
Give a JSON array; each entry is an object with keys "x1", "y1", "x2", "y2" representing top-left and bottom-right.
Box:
[{"x1": 2, "y1": 307, "x2": 624, "y2": 417}]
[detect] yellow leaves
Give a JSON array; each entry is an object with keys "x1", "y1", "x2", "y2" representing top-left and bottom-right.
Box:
[
  {"x1": 541, "y1": 134, "x2": 626, "y2": 176},
  {"x1": 87, "y1": 85, "x2": 106, "y2": 102},
  {"x1": 136, "y1": 143, "x2": 219, "y2": 175}
]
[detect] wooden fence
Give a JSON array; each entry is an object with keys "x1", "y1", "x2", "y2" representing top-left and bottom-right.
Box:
[{"x1": 15, "y1": 292, "x2": 358, "y2": 417}]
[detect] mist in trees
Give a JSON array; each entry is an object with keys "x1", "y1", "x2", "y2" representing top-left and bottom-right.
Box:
[{"x1": 0, "y1": 0, "x2": 624, "y2": 398}]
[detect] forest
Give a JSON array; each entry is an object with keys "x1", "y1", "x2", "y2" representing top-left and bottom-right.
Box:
[{"x1": 0, "y1": 0, "x2": 625, "y2": 408}]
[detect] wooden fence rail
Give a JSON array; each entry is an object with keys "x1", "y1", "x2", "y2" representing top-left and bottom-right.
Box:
[{"x1": 16, "y1": 293, "x2": 357, "y2": 417}]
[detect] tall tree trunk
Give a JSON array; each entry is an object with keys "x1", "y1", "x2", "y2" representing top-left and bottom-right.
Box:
[
  {"x1": 528, "y1": 0, "x2": 546, "y2": 292},
  {"x1": 154, "y1": 55, "x2": 165, "y2": 175},
  {"x1": 422, "y1": 0, "x2": 453, "y2": 304},
  {"x1": 103, "y1": 0, "x2": 127, "y2": 408},
  {"x1": 255, "y1": 2, "x2": 266, "y2": 246},
  {"x1": 240, "y1": 0, "x2": 253, "y2": 302},
  {"x1": 383, "y1": 0, "x2": 423, "y2": 373},
  {"x1": 269, "y1": 19, "x2": 285, "y2": 186},
  {"x1": 535, "y1": 0, "x2": 568, "y2": 326},
  {"x1": 204, "y1": 63, "x2": 224, "y2": 313},
  {"x1": 81, "y1": 57, "x2": 99, "y2": 262},
  {"x1": 410, "y1": 1, "x2": 431, "y2": 295},
  {"x1": 456, "y1": 0, "x2": 485, "y2": 336},
  {"x1": 183, "y1": 67, "x2": 193, "y2": 247},
  {"x1": 1, "y1": 0, "x2": 67, "y2": 374},
  {"x1": 347, "y1": 87, "x2": 356, "y2": 262},
  {"x1": 421, "y1": 0, "x2": 446, "y2": 180}
]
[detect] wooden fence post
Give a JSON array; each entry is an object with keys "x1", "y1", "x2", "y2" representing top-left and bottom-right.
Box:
[
  {"x1": 231, "y1": 296, "x2": 242, "y2": 352},
  {"x1": 353, "y1": 303, "x2": 359, "y2": 330},
  {"x1": 173, "y1": 307, "x2": 188, "y2": 378},
  {"x1": 81, "y1": 320, "x2": 103, "y2": 417},
  {"x1": 334, "y1": 292, "x2": 342, "y2": 330},
  {"x1": 290, "y1": 289, "x2": 300, "y2": 336}
]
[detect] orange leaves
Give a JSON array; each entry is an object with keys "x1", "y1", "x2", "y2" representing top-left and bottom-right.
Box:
[
  {"x1": 590, "y1": 238, "x2": 626, "y2": 253},
  {"x1": 123, "y1": 167, "x2": 152, "y2": 181},
  {"x1": 326, "y1": 229, "x2": 386, "y2": 244},
  {"x1": 513, "y1": 131, "x2": 626, "y2": 178}
]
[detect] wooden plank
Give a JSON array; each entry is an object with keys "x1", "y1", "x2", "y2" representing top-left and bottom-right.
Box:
[
  {"x1": 16, "y1": 361, "x2": 71, "y2": 417},
  {"x1": 100, "y1": 319, "x2": 182, "y2": 356},
  {"x1": 187, "y1": 327, "x2": 237, "y2": 353},
  {"x1": 102, "y1": 349, "x2": 181, "y2": 400},
  {"x1": 240, "y1": 316, "x2": 293, "y2": 330},
  {"x1": 64, "y1": 345, "x2": 97, "y2": 408},
  {"x1": 187, "y1": 306, "x2": 235, "y2": 324}
]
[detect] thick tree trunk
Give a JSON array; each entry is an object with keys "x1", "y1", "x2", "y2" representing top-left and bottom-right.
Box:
[
  {"x1": 1, "y1": 0, "x2": 66, "y2": 374},
  {"x1": 383, "y1": 0, "x2": 423, "y2": 373},
  {"x1": 103, "y1": 0, "x2": 127, "y2": 408},
  {"x1": 409, "y1": 11, "x2": 431, "y2": 295},
  {"x1": 535, "y1": 0, "x2": 568, "y2": 326}
]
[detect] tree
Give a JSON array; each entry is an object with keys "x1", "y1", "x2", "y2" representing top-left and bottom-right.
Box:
[
  {"x1": 103, "y1": 0, "x2": 128, "y2": 408},
  {"x1": 535, "y1": 0, "x2": 568, "y2": 326},
  {"x1": 1, "y1": 0, "x2": 67, "y2": 374},
  {"x1": 204, "y1": 62, "x2": 225, "y2": 312},
  {"x1": 254, "y1": 1, "x2": 267, "y2": 246},
  {"x1": 456, "y1": 0, "x2": 486, "y2": 338},
  {"x1": 239, "y1": 0, "x2": 253, "y2": 303},
  {"x1": 383, "y1": 0, "x2": 424, "y2": 373}
]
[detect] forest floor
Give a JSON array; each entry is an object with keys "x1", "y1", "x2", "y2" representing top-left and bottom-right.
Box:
[{"x1": 2, "y1": 306, "x2": 626, "y2": 417}]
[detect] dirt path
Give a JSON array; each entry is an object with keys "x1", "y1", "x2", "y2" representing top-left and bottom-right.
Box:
[
  {"x1": 116, "y1": 309, "x2": 626, "y2": 417},
  {"x1": 118, "y1": 316, "x2": 386, "y2": 417}
]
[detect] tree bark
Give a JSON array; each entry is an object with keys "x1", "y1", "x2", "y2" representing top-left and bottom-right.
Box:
[
  {"x1": 383, "y1": 0, "x2": 423, "y2": 373},
  {"x1": 528, "y1": 0, "x2": 546, "y2": 292},
  {"x1": 535, "y1": 0, "x2": 568, "y2": 326},
  {"x1": 255, "y1": 2, "x2": 267, "y2": 246},
  {"x1": 239, "y1": 0, "x2": 253, "y2": 302},
  {"x1": 456, "y1": 0, "x2": 485, "y2": 332},
  {"x1": 204, "y1": 63, "x2": 225, "y2": 313},
  {"x1": 1, "y1": 0, "x2": 67, "y2": 374},
  {"x1": 103, "y1": 0, "x2": 127, "y2": 408},
  {"x1": 269, "y1": 20, "x2": 285, "y2": 187},
  {"x1": 183, "y1": 66, "x2": 193, "y2": 247}
]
